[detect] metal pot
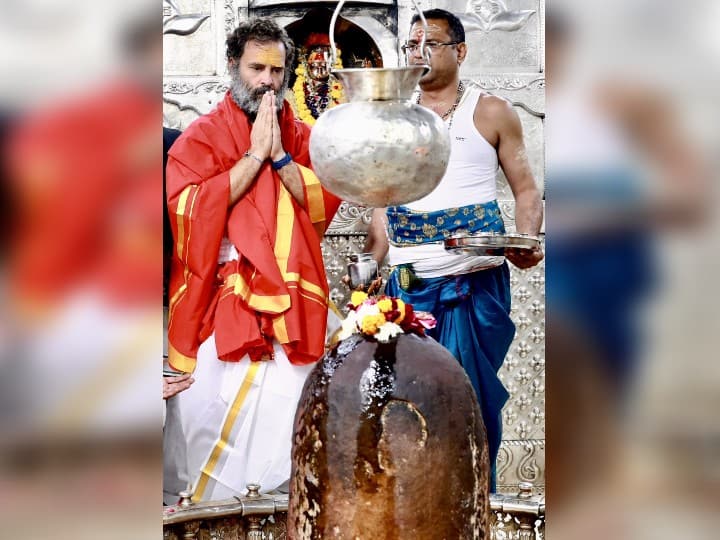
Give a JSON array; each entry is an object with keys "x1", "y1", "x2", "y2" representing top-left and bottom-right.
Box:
[
  {"x1": 308, "y1": 0, "x2": 450, "y2": 208},
  {"x1": 347, "y1": 252, "x2": 379, "y2": 289}
]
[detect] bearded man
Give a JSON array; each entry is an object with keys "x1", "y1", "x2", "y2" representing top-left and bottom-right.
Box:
[{"x1": 164, "y1": 18, "x2": 341, "y2": 503}]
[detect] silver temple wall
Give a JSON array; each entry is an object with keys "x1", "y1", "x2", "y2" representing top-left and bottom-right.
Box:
[{"x1": 163, "y1": 0, "x2": 545, "y2": 495}]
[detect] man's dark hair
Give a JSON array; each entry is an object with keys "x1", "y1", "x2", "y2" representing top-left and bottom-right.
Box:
[
  {"x1": 410, "y1": 9, "x2": 465, "y2": 43},
  {"x1": 226, "y1": 18, "x2": 295, "y2": 75}
]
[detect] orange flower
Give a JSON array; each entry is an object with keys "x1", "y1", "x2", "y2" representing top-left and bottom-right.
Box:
[
  {"x1": 361, "y1": 313, "x2": 387, "y2": 335},
  {"x1": 350, "y1": 291, "x2": 368, "y2": 307},
  {"x1": 377, "y1": 298, "x2": 393, "y2": 313},
  {"x1": 394, "y1": 298, "x2": 407, "y2": 324}
]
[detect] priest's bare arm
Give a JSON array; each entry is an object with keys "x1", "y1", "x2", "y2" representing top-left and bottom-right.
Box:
[{"x1": 365, "y1": 208, "x2": 389, "y2": 265}]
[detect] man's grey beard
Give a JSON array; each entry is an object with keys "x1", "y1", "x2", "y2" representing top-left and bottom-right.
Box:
[{"x1": 229, "y1": 71, "x2": 288, "y2": 121}]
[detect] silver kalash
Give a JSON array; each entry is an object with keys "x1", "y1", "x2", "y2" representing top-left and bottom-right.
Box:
[{"x1": 309, "y1": 0, "x2": 451, "y2": 208}]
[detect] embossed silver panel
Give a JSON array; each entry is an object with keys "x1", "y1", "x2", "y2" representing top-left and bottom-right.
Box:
[
  {"x1": 163, "y1": 1, "x2": 216, "y2": 75},
  {"x1": 498, "y1": 257, "x2": 545, "y2": 493},
  {"x1": 436, "y1": 0, "x2": 542, "y2": 73}
]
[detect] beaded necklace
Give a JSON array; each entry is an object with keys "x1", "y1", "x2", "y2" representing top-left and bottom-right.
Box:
[{"x1": 304, "y1": 81, "x2": 331, "y2": 118}]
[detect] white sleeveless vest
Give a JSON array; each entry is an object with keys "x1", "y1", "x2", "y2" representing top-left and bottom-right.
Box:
[{"x1": 388, "y1": 85, "x2": 505, "y2": 277}]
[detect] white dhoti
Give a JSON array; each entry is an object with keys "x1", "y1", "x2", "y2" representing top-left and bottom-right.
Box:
[
  {"x1": 16, "y1": 292, "x2": 161, "y2": 436},
  {"x1": 164, "y1": 336, "x2": 316, "y2": 502}
]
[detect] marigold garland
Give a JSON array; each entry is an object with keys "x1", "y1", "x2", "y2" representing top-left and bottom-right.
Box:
[{"x1": 338, "y1": 293, "x2": 437, "y2": 343}]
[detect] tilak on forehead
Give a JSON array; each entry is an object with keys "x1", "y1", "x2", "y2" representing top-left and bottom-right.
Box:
[
  {"x1": 308, "y1": 48, "x2": 329, "y2": 64},
  {"x1": 256, "y1": 44, "x2": 284, "y2": 68},
  {"x1": 410, "y1": 22, "x2": 447, "y2": 39}
]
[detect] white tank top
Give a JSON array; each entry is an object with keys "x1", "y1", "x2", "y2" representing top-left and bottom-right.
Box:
[
  {"x1": 546, "y1": 81, "x2": 651, "y2": 237},
  {"x1": 546, "y1": 83, "x2": 636, "y2": 172},
  {"x1": 387, "y1": 85, "x2": 505, "y2": 277}
]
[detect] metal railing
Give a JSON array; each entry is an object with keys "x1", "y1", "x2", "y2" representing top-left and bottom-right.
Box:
[{"x1": 163, "y1": 482, "x2": 545, "y2": 539}]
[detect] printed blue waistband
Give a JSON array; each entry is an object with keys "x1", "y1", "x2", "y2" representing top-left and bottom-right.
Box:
[{"x1": 386, "y1": 200, "x2": 505, "y2": 246}]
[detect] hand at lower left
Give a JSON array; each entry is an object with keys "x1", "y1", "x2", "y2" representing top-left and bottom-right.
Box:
[{"x1": 163, "y1": 373, "x2": 194, "y2": 400}]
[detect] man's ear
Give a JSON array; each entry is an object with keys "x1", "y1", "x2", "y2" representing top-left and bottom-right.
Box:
[
  {"x1": 456, "y1": 42, "x2": 468, "y2": 65},
  {"x1": 227, "y1": 58, "x2": 237, "y2": 73}
]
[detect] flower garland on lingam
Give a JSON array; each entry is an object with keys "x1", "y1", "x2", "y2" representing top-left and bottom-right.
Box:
[
  {"x1": 293, "y1": 46, "x2": 344, "y2": 126},
  {"x1": 338, "y1": 291, "x2": 437, "y2": 343}
]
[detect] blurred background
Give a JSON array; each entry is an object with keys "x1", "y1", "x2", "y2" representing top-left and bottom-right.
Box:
[
  {"x1": 0, "y1": 0, "x2": 717, "y2": 538},
  {"x1": 0, "y1": 1, "x2": 162, "y2": 538},
  {"x1": 545, "y1": 0, "x2": 719, "y2": 538}
]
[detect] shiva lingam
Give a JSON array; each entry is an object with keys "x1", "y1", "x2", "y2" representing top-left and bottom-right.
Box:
[
  {"x1": 288, "y1": 294, "x2": 490, "y2": 539},
  {"x1": 308, "y1": 0, "x2": 451, "y2": 208}
]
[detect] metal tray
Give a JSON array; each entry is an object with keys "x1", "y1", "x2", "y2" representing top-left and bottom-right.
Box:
[{"x1": 444, "y1": 232, "x2": 541, "y2": 256}]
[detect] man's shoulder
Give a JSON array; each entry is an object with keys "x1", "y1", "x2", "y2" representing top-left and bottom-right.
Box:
[
  {"x1": 168, "y1": 105, "x2": 230, "y2": 158},
  {"x1": 181, "y1": 107, "x2": 227, "y2": 139},
  {"x1": 473, "y1": 91, "x2": 522, "y2": 136},
  {"x1": 474, "y1": 92, "x2": 515, "y2": 121}
]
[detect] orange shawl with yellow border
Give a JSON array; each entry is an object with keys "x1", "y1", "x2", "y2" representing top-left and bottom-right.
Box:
[{"x1": 166, "y1": 92, "x2": 340, "y2": 371}]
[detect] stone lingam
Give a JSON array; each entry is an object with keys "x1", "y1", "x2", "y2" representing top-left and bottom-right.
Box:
[{"x1": 288, "y1": 294, "x2": 490, "y2": 539}]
